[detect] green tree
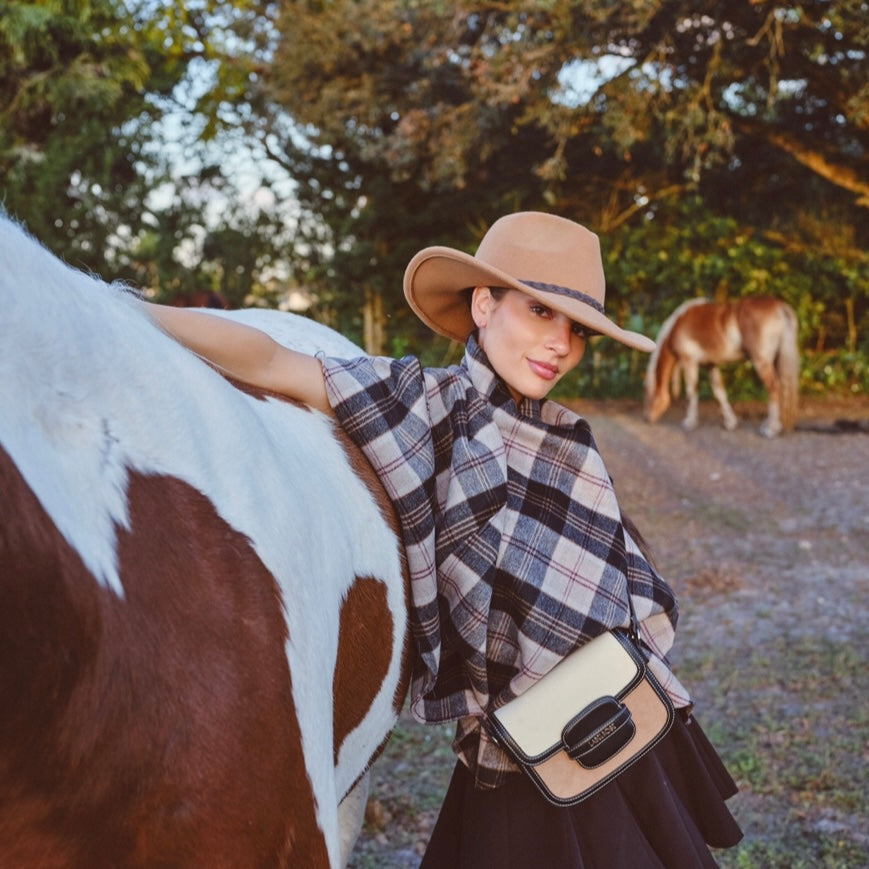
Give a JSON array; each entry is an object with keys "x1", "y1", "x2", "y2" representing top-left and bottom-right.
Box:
[
  {"x1": 264, "y1": 0, "x2": 866, "y2": 384},
  {"x1": 0, "y1": 0, "x2": 181, "y2": 273},
  {"x1": 0, "y1": 0, "x2": 289, "y2": 299}
]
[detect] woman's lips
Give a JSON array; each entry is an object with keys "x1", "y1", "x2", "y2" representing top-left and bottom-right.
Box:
[{"x1": 527, "y1": 359, "x2": 558, "y2": 380}]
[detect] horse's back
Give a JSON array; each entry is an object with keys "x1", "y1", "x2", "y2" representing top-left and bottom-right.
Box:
[
  {"x1": 733, "y1": 295, "x2": 795, "y2": 341},
  {"x1": 663, "y1": 296, "x2": 796, "y2": 362},
  {"x1": 0, "y1": 216, "x2": 408, "y2": 867},
  {"x1": 668, "y1": 299, "x2": 743, "y2": 363}
]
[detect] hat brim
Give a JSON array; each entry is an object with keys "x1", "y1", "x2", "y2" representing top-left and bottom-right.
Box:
[{"x1": 404, "y1": 246, "x2": 656, "y2": 353}]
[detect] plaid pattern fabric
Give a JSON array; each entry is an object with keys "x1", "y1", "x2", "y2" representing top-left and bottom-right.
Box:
[{"x1": 322, "y1": 336, "x2": 690, "y2": 787}]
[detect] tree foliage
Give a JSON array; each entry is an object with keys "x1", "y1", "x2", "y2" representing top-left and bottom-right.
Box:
[
  {"x1": 0, "y1": 0, "x2": 185, "y2": 272},
  {"x1": 0, "y1": 0, "x2": 288, "y2": 301},
  {"x1": 264, "y1": 0, "x2": 867, "y2": 394},
  {"x1": 266, "y1": 2, "x2": 868, "y2": 213}
]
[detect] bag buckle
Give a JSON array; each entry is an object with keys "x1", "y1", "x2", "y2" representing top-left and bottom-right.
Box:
[{"x1": 562, "y1": 696, "x2": 636, "y2": 768}]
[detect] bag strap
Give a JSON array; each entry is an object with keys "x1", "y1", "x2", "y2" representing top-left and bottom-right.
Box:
[
  {"x1": 619, "y1": 523, "x2": 643, "y2": 652},
  {"x1": 625, "y1": 587, "x2": 642, "y2": 650}
]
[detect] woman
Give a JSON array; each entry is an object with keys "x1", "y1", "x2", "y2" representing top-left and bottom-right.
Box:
[{"x1": 146, "y1": 212, "x2": 742, "y2": 866}]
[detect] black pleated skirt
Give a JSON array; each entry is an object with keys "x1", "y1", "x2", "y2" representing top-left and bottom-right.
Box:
[{"x1": 420, "y1": 711, "x2": 742, "y2": 869}]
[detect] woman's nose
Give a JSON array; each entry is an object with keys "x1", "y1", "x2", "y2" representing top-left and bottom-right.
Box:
[{"x1": 546, "y1": 316, "x2": 572, "y2": 354}]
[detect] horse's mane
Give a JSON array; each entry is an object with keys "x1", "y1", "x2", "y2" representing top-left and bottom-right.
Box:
[{"x1": 644, "y1": 297, "x2": 709, "y2": 394}]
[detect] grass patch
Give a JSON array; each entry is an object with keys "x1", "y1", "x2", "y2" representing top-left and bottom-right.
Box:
[
  {"x1": 371, "y1": 719, "x2": 455, "y2": 814},
  {"x1": 726, "y1": 830, "x2": 868, "y2": 869},
  {"x1": 682, "y1": 632, "x2": 869, "y2": 867}
]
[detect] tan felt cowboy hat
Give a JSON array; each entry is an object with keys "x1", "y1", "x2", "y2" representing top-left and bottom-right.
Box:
[{"x1": 403, "y1": 211, "x2": 656, "y2": 353}]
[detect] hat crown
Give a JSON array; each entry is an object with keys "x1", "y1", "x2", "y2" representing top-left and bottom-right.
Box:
[{"x1": 474, "y1": 212, "x2": 606, "y2": 305}]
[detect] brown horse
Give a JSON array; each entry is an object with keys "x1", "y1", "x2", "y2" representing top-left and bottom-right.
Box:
[{"x1": 643, "y1": 297, "x2": 800, "y2": 437}]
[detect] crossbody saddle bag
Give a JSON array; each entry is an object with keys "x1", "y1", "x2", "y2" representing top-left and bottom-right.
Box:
[{"x1": 485, "y1": 597, "x2": 675, "y2": 806}]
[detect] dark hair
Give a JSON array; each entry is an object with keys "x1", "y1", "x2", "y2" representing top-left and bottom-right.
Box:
[
  {"x1": 462, "y1": 285, "x2": 601, "y2": 339},
  {"x1": 622, "y1": 512, "x2": 657, "y2": 569},
  {"x1": 461, "y1": 285, "x2": 508, "y2": 310}
]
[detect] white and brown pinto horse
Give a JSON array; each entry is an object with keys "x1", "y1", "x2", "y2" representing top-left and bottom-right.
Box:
[
  {"x1": 0, "y1": 215, "x2": 410, "y2": 868},
  {"x1": 643, "y1": 297, "x2": 800, "y2": 437}
]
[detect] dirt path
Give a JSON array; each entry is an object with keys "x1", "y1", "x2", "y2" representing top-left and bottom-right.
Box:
[
  {"x1": 350, "y1": 397, "x2": 869, "y2": 868},
  {"x1": 581, "y1": 398, "x2": 868, "y2": 647}
]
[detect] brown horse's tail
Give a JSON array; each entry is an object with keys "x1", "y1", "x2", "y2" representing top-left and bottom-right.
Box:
[{"x1": 776, "y1": 302, "x2": 800, "y2": 432}]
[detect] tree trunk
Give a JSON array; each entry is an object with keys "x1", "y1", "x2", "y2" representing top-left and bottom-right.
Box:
[{"x1": 363, "y1": 288, "x2": 386, "y2": 356}]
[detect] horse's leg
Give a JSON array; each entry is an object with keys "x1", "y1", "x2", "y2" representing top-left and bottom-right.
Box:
[
  {"x1": 681, "y1": 359, "x2": 700, "y2": 430},
  {"x1": 670, "y1": 363, "x2": 682, "y2": 399},
  {"x1": 337, "y1": 771, "x2": 370, "y2": 868},
  {"x1": 752, "y1": 356, "x2": 783, "y2": 438},
  {"x1": 709, "y1": 366, "x2": 739, "y2": 430}
]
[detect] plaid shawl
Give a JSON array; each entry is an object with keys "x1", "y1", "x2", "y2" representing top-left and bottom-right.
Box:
[{"x1": 322, "y1": 336, "x2": 690, "y2": 787}]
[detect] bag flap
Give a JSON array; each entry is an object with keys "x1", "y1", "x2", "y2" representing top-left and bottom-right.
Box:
[{"x1": 491, "y1": 630, "x2": 642, "y2": 761}]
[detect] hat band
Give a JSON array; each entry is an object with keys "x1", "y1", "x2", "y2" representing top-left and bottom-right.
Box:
[{"x1": 522, "y1": 280, "x2": 605, "y2": 315}]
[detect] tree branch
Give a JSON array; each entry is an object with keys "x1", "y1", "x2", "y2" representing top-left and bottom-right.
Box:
[
  {"x1": 599, "y1": 183, "x2": 688, "y2": 232},
  {"x1": 729, "y1": 114, "x2": 869, "y2": 207}
]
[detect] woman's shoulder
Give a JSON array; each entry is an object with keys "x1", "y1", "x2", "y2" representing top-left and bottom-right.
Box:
[
  {"x1": 323, "y1": 352, "x2": 474, "y2": 425},
  {"x1": 321, "y1": 352, "x2": 422, "y2": 389}
]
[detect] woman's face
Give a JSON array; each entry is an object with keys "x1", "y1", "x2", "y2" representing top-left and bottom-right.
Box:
[{"x1": 472, "y1": 287, "x2": 587, "y2": 402}]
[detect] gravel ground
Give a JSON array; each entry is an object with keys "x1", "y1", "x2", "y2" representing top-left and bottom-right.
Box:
[{"x1": 349, "y1": 396, "x2": 869, "y2": 869}]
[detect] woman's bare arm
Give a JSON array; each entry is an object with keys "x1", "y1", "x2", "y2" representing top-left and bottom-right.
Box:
[{"x1": 144, "y1": 303, "x2": 332, "y2": 414}]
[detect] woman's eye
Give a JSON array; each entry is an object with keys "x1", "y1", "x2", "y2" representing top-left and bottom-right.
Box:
[
  {"x1": 571, "y1": 323, "x2": 590, "y2": 338},
  {"x1": 531, "y1": 304, "x2": 554, "y2": 320}
]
